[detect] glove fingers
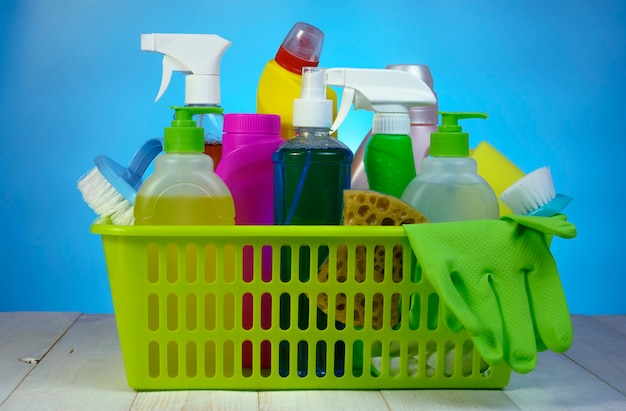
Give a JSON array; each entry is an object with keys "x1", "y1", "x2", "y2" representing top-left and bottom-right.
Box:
[
  {"x1": 466, "y1": 273, "x2": 505, "y2": 366},
  {"x1": 428, "y1": 267, "x2": 482, "y2": 336},
  {"x1": 442, "y1": 302, "x2": 464, "y2": 333},
  {"x1": 526, "y1": 257, "x2": 573, "y2": 353},
  {"x1": 501, "y1": 214, "x2": 577, "y2": 239},
  {"x1": 492, "y1": 272, "x2": 538, "y2": 374}
]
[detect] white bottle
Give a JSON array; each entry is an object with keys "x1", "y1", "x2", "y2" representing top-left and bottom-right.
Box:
[{"x1": 401, "y1": 112, "x2": 499, "y2": 222}]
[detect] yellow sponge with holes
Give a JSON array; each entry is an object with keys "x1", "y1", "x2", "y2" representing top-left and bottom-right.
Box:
[{"x1": 317, "y1": 190, "x2": 428, "y2": 329}]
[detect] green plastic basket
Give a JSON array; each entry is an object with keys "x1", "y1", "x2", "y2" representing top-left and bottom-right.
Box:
[{"x1": 91, "y1": 220, "x2": 511, "y2": 390}]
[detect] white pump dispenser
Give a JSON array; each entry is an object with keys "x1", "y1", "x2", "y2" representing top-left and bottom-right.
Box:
[{"x1": 324, "y1": 68, "x2": 436, "y2": 197}]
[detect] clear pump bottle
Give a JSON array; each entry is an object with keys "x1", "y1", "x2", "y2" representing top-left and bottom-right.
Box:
[
  {"x1": 134, "y1": 106, "x2": 235, "y2": 225},
  {"x1": 401, "y1": 112, "x2": 499, "y2": 222}
]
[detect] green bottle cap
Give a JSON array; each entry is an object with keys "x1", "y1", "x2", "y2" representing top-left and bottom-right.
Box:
[
  {"x1": 430, "y1": 112, "x2": 488, "y2": 157},
  {"x1": 164, "y1": 106, "x2": 224, "y2": 152}
]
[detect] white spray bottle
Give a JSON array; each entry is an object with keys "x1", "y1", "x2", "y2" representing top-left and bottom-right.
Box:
[
  {"x1": 350, "y1": 64, "x2": 438, "y2": 189},
  {"x1": 140, "y1": 33, "x2": 231, "y2": 168},
  {"x1": 135, "y1": 34, "x2": 235, "y2": 225},
  {"x1": 326, "y1": 68, "x2": 436, "y2": 198}
]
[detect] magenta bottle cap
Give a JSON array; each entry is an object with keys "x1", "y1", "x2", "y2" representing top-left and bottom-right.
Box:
[{"x1": 223, "y1": 113, "x2": 281, "y2": 135}]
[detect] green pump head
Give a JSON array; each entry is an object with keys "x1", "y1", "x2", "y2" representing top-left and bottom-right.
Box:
[
  {"x1": 164, "y1": 106, "x2": 224, "y2": 153},
  {"x1": 430, "y1": 112, "x2": 488, "y2": 157}
]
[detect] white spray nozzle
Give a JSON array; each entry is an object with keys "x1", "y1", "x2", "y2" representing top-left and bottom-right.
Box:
[
  {"x1": 325, "y1": 68, "x2": 436, "y2": 133},
  {"x1": 141, "y1": 33, "x2": 231, "y2": 104},
  {"x1": 292, "y1": 67, "x2": 333, "y2": 128}
]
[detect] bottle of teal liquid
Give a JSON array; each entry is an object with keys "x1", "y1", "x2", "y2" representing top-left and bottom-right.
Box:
[
  {"x1": 401, "y1": 112, "x2": 499, "y2": 222},
  {"x1": 273, "y1": 67, "x2": 353, "y2": 377}
]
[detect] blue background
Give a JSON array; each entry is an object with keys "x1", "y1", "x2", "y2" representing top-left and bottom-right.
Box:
[{"x1": 0, "y1": 1, "x2": 624, "y2": 314}]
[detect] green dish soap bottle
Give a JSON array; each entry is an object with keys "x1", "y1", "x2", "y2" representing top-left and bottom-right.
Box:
[
  {"x1": 134, "y1": 106, "x2": 235, "y2": 225},
  {"x1": 401, "y1": 112, "x2": 499, "y2": 222}
]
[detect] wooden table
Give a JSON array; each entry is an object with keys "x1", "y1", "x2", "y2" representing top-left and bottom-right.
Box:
[{"x1": 0, "y1": 313, "x2": 624, "y2": 410}]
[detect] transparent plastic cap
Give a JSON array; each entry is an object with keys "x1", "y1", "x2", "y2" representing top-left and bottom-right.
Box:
[{"x1": 275, "y1": 22, "x2": 324, "y2": 74}]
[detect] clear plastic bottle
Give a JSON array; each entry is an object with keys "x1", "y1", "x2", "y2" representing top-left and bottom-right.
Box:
[
  {"x1": 197, "y1": 107, "x2": 224, "y2": 168},
  {"x1": 273, "y1": 67, "x2": 352, "y2": 226},
  {"x1": 401, "y1": 112, "x2": 499, "y2": 222},
  {"x1": 256, "y1": 22, "x2": 338, "y2": 140},
  {"x1": 134, "y1": 106, "x2": 235, "y2": 225},
  {"x1": 273, "y1": 67, "x2": 352, "y2": 376}
]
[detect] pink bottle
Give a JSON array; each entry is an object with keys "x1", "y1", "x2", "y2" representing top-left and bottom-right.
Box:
[
  {"x1": 217, "y1": 113, "x2": 283, "y2": 225},
  {"x1": 215, "y1": 113, "x2": 283, "y2": 369}
]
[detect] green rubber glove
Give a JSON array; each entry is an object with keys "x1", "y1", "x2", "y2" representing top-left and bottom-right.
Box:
[{"x1": 403, "y1": 214, "x2": 576, "y2": 373}]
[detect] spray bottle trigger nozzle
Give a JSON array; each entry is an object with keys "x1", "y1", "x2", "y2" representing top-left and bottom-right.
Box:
[
  {"x1": 155, "y1": 55, "x2": 190, "y2": 102},
  {"x1": 330, "y1": 87, "x2": 355, "y2": 134}
]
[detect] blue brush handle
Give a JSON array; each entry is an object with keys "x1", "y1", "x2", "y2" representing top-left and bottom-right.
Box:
[
  {"x1": 94, "y1": 138, "x2": 163, "y2": 204},
  {"x1": 527, "y1": 194, "x2": 573, "y2": 217},
  {"x1": 126, "y1": 138, "x2": 164, "y2": 183}
]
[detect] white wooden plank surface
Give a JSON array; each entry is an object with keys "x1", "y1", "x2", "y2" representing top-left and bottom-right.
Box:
[
  {"x1": 381, "y1": 389, "x2": 518, "y2": 410},
  {"x1": 132, "y1": 390, "x2": 259, "y2": 411},
  {"x1": 259, "y1": 390, "x2": 390, "y2": 411},
  {"x1": 0, "y1": 312, "x2": 80, "y2": 405},
  {"x1": 565, "y1": 315, "x2": 626, "y2": 395},
  {"x1": 506, "y1": 350, "x2": 626, "y2": 410},
  {"x1": 595, "y1": 315, "x2": 626, "y2": 336},
  {"x1": 0, "y1": 315, "x2": 136, "y2": 411},
  {"x1": 1, "y1": 313, "x2": 625, "y2": 410}
]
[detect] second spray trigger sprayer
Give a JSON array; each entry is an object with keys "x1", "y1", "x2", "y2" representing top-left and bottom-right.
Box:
[
  {"x1": 325, "y1": 68, "x2": 436, "y2": 198},
  {"x1": 140, "y1": 33, "x2": 231, "y2": 168}
]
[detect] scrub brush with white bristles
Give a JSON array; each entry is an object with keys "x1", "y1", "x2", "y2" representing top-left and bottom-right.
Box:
[
  {"x1": 78, "y1": 138, "x2": 162, "y2": 225},
  {"x1": 500, "y1": 166, "x2": 572, "y2": 217}
]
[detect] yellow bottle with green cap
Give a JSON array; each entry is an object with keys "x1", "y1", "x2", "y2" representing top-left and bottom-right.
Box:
[
  {"x1": 134, "y1": 106, "x2": 235, "y2": 225},
  {"x1": 401, "y1": 112, "x2": 499, "y2": 222}
]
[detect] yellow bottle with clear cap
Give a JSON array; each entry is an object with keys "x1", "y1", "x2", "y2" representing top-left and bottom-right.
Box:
[
  {"x1": 401, "y1": 112, "x2": 499, "y2": 222},
  {"x1": 256, "y1": 22, "x2": 338, "y2": 139}
]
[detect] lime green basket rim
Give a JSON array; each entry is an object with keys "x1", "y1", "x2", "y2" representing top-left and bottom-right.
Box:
[{"x1": 90, "y1": 218, "x2": 409, "y2": 238}]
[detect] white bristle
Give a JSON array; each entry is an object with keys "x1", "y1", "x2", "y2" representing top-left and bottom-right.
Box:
[
  {"x1": 78, "y1": 167, "x2": 135, "y2": 225},
  {"x1": 500, "y1": 166, "x2": 556, "y2": 215}
]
